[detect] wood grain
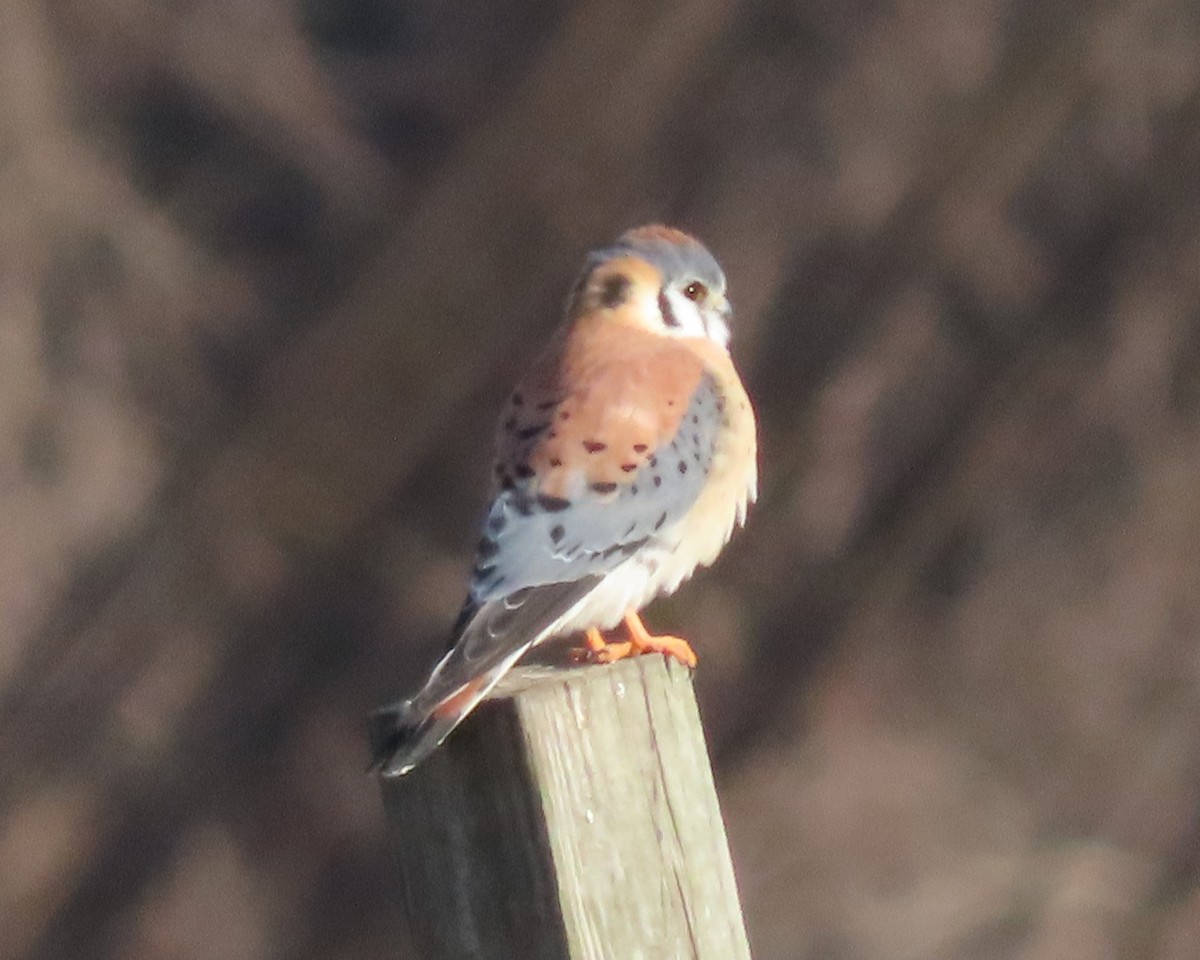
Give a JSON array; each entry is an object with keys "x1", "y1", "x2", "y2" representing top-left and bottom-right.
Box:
[{"x1": 379, "y1": 656, "x2": 752, "y2": 960}]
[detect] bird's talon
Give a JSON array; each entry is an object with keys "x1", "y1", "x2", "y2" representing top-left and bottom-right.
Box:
[
  {"x1": 570, "y1": 627, "x2": 620, "y2": 663},
  {"x1": 592, "y1": 640, "x2": 634, "y2": 663},
  {"x1": 623, "y1": 611, "x2": 698, "y2": 668},
  {"x1": 573, "y1": 615, "x2": 699, "y2": 668},
  {"x1": 570, "y1": 638, "x2": 636, "y2": 664},
  {"x1": 634, "y1": 635, "x2": 698, "y2": 668}
]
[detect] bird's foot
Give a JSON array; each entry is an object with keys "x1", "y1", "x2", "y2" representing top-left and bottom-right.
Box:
[
  {"x1": 572, "y1": 615, "x2": 698, "y2": 668},
  {"x1": 623, "y1": 611, "x2": 697, "y2": 668},
  {"x1": 591, "y1": 640, "x2": 636, "y2": 663},
  {"x1": 629, "y1": 633, "x2": 697, "y2": 667},
  {"x1": 571, "y1": 627, "x2": 634, "y2": 664}
]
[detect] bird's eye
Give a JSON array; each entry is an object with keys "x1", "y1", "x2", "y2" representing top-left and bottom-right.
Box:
[{"x1": 682, "y1": 281, "x2": 707, "y2": 302}]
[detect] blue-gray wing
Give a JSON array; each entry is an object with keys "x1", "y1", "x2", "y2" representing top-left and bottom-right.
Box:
[{"x1": 466, "y1": 373, "x2": 723, "y2": 606}]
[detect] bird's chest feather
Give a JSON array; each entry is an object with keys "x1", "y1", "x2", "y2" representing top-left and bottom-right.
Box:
[{"x1": 495, "y1": 323, "x2": 710, "y2": 498}]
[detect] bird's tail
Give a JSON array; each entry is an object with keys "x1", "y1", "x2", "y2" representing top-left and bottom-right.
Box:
[
  {"x1": 368, "y1": 578, "x2": 600, "y2": 777},
  {"x1": 368, "y1": 643, "x2": 533, "y2": 777}
]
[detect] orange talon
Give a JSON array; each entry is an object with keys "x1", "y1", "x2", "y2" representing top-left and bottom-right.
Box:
[
  {"x1": 571, "y1": 627, "x2": 632, "y2": 663},
  {"x1": 572, "y1": 615, "x2": 698, "y2": 667},
  {"x1": 592, "y1": 640, "x2": 634, "y2": 663},
  {"x1": 622, "y1": 611, "x2": 697, "y2": 668}
]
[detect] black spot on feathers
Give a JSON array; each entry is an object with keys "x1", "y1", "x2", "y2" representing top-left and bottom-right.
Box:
[{"x1": 476, "y1": 537, "x2": 500, "y2": 560}]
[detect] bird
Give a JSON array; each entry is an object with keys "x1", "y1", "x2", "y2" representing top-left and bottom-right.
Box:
[{"x1": 370, "y1": 225, "x2": 757, "y2": 777}]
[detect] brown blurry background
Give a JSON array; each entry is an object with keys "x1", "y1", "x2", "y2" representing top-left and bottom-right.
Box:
[{"x1": 3, "y1": 0, "x2": 1200, "y2": 957}]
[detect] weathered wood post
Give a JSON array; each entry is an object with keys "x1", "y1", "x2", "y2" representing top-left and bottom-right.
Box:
[{"x1": 375, "y1": 655, "x2": 752, "y2": 960}]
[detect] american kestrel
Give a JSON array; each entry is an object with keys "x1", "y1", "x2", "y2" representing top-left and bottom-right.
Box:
[{"x1": 371, "y1": 225, "x2": 757, "y2": 776}]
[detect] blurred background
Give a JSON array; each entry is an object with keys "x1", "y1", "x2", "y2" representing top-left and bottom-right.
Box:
[{"x1": 3, "y1": 0, "x2": 1200, "y2": 957}]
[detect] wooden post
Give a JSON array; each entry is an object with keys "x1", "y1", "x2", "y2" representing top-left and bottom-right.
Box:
[{"x1": 376, "y1": 655, "x2": 752, "y2": 960}]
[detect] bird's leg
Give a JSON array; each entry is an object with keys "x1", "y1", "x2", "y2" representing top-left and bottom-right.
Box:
[
  {"x1": 571, "y1": 626, "x2": 632, "y2": 664},
  {"x1": 583, "y1": 627, "x2": 607, "y2": 653},
  {"x1": 622, "y1": 611, "x2": 697, "y2": 668},
  {"x1": 572, "y1": 615, "x2": 697, "y2": 667}
]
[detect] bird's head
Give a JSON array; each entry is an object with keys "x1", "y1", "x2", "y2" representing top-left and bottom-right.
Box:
[{"x1": 568, "y1": 225, "x2": 732, "y2": 349}]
